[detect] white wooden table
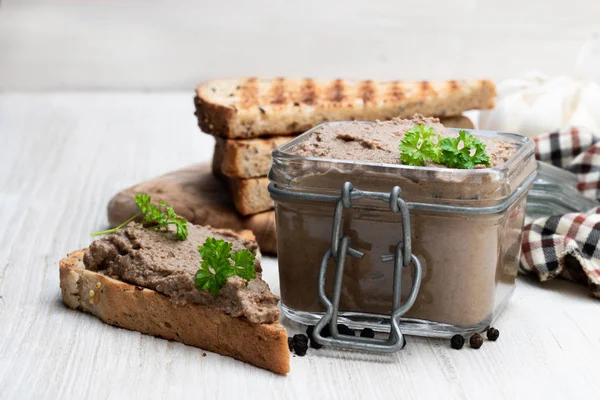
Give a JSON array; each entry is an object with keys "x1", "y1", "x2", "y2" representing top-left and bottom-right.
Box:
[{"x1": 1, "y1": 92, "x2": 599, "y2": 400}]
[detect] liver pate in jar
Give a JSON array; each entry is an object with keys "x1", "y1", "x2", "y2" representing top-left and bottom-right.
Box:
[{"x1": 269, "y1": 115, "x2": 536, "y2": 337}]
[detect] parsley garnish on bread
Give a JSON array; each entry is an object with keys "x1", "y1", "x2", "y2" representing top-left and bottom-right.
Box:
[
  {"x1": 92, "y1": 193, "x2": 188, "y2": 240},
  {"x1": 195, "y1": 238, "x2": 256, "y2": 295}
]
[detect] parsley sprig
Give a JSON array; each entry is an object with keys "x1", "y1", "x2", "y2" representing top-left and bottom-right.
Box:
[
  {"x1": 439, "y1": 130, "x2": 490, "y2": 169},
  {"x1": 399, "y1": 125, "x2": 490, "y2": 169},
  {"x1": 195, "y1": 238, "x2": 256, "y2": 295},
  {"x1": 399, "y1": 125, "x2": 441, "y2": 166},
  {"x1": 92, "y1": 193, "x2": 188, "y2": 240}
]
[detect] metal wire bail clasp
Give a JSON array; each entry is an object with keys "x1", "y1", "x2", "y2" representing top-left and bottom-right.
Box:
[{"x1": 312, "y1": 182, "x2": 423, "y2": 352}]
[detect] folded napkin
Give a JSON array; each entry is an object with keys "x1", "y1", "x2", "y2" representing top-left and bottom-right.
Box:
[{"x1": 520, "y1": 126, "x2": 600, "y2": 297}]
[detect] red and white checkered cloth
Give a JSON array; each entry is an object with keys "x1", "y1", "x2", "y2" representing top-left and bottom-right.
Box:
[{"x1": 520, "y1": 127, "x2": 600, "y2": 298}]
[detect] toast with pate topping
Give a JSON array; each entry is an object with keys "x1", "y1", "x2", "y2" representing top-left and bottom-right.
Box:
[
  {"x1": 59, "y1": 225, "x2": 289, "y2": 374},
  {"x1": 194, "y1": 77, "x2": 493, "y2": 138}
]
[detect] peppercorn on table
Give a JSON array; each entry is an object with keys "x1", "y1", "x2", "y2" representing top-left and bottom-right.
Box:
[{"x1": 1, "y1": 92, "x2": 599, "y2": 400}]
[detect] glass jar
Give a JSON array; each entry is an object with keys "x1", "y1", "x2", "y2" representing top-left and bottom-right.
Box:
[{"x1": 269, "y1": 123, "x2": 537, "y2": 338}]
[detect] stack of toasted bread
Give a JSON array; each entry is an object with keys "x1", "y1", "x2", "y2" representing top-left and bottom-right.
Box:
[{"x1": 195, "y1": 77, "x2": 496, "y2": 218}]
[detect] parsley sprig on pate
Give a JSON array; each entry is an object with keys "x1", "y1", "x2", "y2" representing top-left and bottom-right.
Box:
[{"x1": 399, "y1": 125, "x2": 490, "y2": 169}]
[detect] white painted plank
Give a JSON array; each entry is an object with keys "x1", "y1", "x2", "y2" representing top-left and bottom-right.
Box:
[{"x1": 0, "y1": 92, "x2": 599, "y2": 400}]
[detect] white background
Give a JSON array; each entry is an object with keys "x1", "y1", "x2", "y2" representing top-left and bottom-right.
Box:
[{"x1": 1, "y1": 0, "x2": 599, "y2": 90}]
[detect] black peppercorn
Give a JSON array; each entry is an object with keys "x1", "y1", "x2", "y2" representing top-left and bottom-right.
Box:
[
  {"x1": 469, "y1": 333, "x2": 484, "y2": 349},
  {"x1": 487, "y1": 327, "x2": 500, "y2": 341},
  {"x1": 360, "y1": 328, "x2": 375, "y2": 338},
  {"x1": 293, "y1": 334, "x2": 308, "y2": 344},
  {"x1": 337, "y1": 324, "x2": 355, "y2": 336},
  {"x1": 306, "y1": 325, "x2": 323, "y2": 349},
  {"x1": 288, "y1": 336, "x2": 294, "y2": 351},
  {"x1": 293, "y1": 340, "x2": 308, "y2": 356},
  {"x1": 321, "y1": 324, "x2": 331, "y2": 338},
  {"x1": 450, "y1": 334, "x2": 465, "y2": 349},
  {"x1": 292, "y1": 334, "x2": 309, "y2": 356}
]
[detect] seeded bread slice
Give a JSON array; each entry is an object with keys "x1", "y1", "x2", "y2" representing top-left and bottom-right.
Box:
[
  {"x1": 213, "y1": 136, "x2": 292, "y2": 178},
  {"x1": 211, "y1": 159, "x2": 272, "y2": 216},
  {"x1": 194, "y1": 78, "x2": 494, "y2": 138},
  {"x1": 225, "y1": 177, "x2": 272, "y2": 216},
  {"x1": 59, "y1": 246, "x2": 290, "y2": 375},
  {"x1": 211, "y1": 116, "x2": 473, "y2": 179}
]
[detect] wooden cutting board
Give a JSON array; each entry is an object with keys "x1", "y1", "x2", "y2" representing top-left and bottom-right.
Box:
[{"x1": 107, "y1": 163, "x2": 277, "y2": 254}]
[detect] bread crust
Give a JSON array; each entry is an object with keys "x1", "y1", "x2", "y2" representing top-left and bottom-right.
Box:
[
  {"x1": 59, "y1": 249, "x2": 290, "y2": 375},
  {"x1": 195, "y1": 78, "x2": 494, "y2": 138},
  {"x1": 213, "y1": 136, "x2": 292, "y2": 178},
  {"x1": 220, "y1": 176, "x2": 272, "y2": 216}
]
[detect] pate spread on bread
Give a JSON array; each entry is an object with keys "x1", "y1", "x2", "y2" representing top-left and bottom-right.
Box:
[{"x1": 84, "y1": 225, "x2": 279, "y2": 323}]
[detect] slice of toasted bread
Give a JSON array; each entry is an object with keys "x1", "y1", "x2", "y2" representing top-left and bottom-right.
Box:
[
  {"x1": 211, "y1": 160, "x2": 272, "y2": 216},
  {"x1": 212, "y1": 136, "x2": 289, "y2": 179},
  {"x1": 213, "y1": 136, "x2": 293, "y2": 179},
  {"x1": 194, "y1": 78, "x2": 494, "y2": 138},
  {"x1": 59, "y1": 247, "x2": 290, "y2": 375},
  {"x1": 211, "y1": 116, "x2": 474, "y2": 179},
  {"x1": 224, "y1": 177, "x2": 272, "y2": 216}
]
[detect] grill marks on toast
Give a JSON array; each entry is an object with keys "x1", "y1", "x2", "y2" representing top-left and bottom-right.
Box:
[
  {"x1": 239, "y1": 77, "x2": 259, "y2": 109},
  {"x1": 447, "y1": 80, "x2": 461, "y2": 92},
  {"x1": 327, "y1": 79, "x2": 346, "y2": 104},
  {"x1": 359, "y1": 80, "x2": 376, "y2": 105},
  {"x1": 420, "y1": 80, "x2": 437, "y2": 97},
  {"x1": 269, "y1": 77, "x2": 287, "y2": 105},
  {"x1": 233, "y1": 79, "x2": 462, "y2": 110},
  {"x1": 299, "y1": 79, "x2": 318, "y2": 105},
  {"x1": 387, "y1": 81, "x2": 406, "y2": 102}
]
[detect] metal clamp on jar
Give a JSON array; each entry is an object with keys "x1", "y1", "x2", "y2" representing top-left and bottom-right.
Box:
[{"x1": 270, "y1": 181, "x2": 422, "y2": 352}]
